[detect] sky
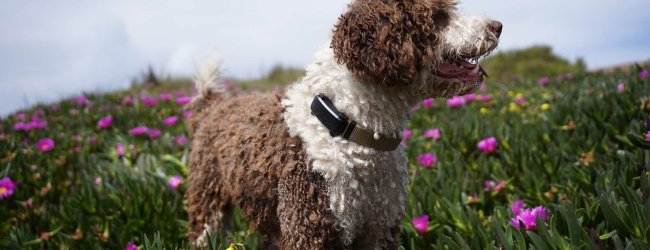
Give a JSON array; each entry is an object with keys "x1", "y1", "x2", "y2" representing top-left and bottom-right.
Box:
[{"x1": 1, "y1": 0, "x2": 649, "y2": 117}]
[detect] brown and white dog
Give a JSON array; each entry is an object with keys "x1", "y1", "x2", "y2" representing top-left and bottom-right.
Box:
[{"x1": 187, "y1": 0, "x2": 501, "y2": 249}]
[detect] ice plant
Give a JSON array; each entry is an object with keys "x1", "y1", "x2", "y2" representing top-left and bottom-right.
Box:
[
  {"x1": 477, "y1": 137, "x2": 498, "y2": 154},
  {"x1": 417, "y1": 153, "x2": 437, "y2": 168},
  {"x1": 0, "y1": 177, "x2": 17, "y2": 199},
  {"x1": 124, "y1": 242, "x2": 137, "y2": 250},
  {"x1": 538, "y1": 76, "x2": 549, "y2": 86},
  {"x1": 510, "y1": 206, "x2": 550, "y2": 231},
  {"x1": 422, "y1": 98, "x2": 434, "y2": 108},
  {"x1": 424, "y1": 129, "x2": 441, "y2": 139},
  {"x1": 617, "y1": 83, "x2": 625, "y2": 93},
  {"x1": 140, "y1": 95, "x2": 157, "y2": 107},
  {"x1": 168, "y1": 176, "x2": 183, "y2": 190},
  {"x1": 464, "y1": 93, "x2": 477, "y2": 102},
  {"x1": 175, "y1": 136, "x2": 189, "y2": 145},
  {"x1": 511, "y1": 200, "x2": 525, "y2": 217},
  {"x1": 97, "y1": 116, "x2": 112, "y2": 129},
  {"x1": 176, "y1": 96, "x2": 191, "y2": 105},
  {"x1": 640, "y1": 69, "x2": 649, "y2": 80},
  {"x1": 412, "y1": 214, "x2": 429, "y2": 235},
  {"x1": 485, "y1": 180, "x2": 506, "y2": 192},
  {"x1": 122, "y1": 96, "x2": 135, "y2": 106},
  {"x1": 480, "y1": 95, "x2": 491, "y2": 103},
  {"x1": 148, "y1": 129, "x2": 162, "y2": 138},
  {"x1": 75, "y1": 95, "x2": 88, "y2": 106},
  {"x1": 646, "y1": 131, "x2": 650, "y2": 142},
  {"x1": 94, "y1": 177, "x2": 102, "y2": 185},
  {"x1": 116, "y1": 144, "x2": 125, "y2": 157},
  {"x1": 447, "y1": 96, "x2": 466, "y2": 107},
  {"x1": 403, "y1": 130, "x2": 412, "y2": 141},
  {"x1": 36, "y1": 138, "x2": 55, "y2": 152},
  {"x1": 163, "y1": 116, "x2": 179, "y2": 126},
  {"x1": 159, "y1": 93, "x2": 173, "y2": 101},
  {"x1": 129, "y1": 126, "x2": 149, "y2": 136}
]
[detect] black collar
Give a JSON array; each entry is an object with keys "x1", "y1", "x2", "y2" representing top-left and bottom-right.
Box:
[{"x1": 310, "y1": 94, "x2": 402, "y2": 151}]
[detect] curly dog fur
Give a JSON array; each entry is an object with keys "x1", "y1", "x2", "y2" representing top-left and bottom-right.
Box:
[{"x1": 187, "y1": 0, "x2": 501, "y2": 249}]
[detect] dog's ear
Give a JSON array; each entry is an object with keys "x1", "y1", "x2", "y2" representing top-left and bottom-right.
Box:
[{"x1": 332, "y1": 0, "x2": 454, "y2": 86}]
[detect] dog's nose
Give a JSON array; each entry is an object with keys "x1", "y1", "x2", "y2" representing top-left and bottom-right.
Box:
[{"x1": 489, "y1": 21, "x2": 502, "y2": 38}]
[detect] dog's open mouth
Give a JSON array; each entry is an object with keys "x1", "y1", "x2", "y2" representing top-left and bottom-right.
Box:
[{"x1": 434, "y1": 58, "x2": 488, "y2": 82}]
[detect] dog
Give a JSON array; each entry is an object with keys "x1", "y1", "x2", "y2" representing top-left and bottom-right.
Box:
[{"x1": 186, "y1": 0, "x2": 501, "y2": 249}]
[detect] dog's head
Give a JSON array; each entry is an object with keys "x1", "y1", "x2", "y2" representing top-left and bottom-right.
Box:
[{"x1": 332, "y1": 0, "x2": 501, "y2": 98}]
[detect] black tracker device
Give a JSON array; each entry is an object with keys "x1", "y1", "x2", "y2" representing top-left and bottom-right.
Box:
[{"x1": 310, "y1": 94, "x2": 357, "y2": 138}]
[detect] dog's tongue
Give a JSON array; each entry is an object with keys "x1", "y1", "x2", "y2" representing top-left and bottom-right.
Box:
[{"x1": 436, "y1": 60, "x2": 488, "y2": 81}]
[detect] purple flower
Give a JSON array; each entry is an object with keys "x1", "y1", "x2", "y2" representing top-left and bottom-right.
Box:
[
  {"x1": 176, "y1": 96, "x2": 191, "y2": 105},
  {"x1": 510, "y1": 206, "x2": 550, "y2": 231},
  {"x1": 511, "y1": 200, "x2": 525, "y2": 217},
  {"x1": 646, "y1": 131, "x2": 650, "y2": 142},
  {"x1": 75, "y1": 95, "x2": 88, "y2": 106},
  {"x1": 447, "y1": 96, "x2": 466, "y2": 107},
  {"x1": 183, "y1": 110, "x2": 192, "y2": 119},
  {"x1": 163, "y1": 116, "x2": 179, "y2": 126},
  {"x1": 148, "y1": 129, "x2": 162, "y2": 138},
  {"x1": 424, "y1": 129, "x2": 441, "y2": 139},
  {"x1": 122, "y1": 96, "x2": 135, "y2": 106},
  {"x1": 538, "y1": 76, "x2": 549, "y2": 86},
  {"x1": 464, "y1": 93, "x2": 477, "y2": 102},
  {"x1": 16, "y1": 113, "x2": 27, "y2": 120},
  {"x1": 124, "y1": 242, "x2": 137, "y2": 250},
  {"x1": 417, "y1": 153, "x2": 437, "y2": 168},
  {"x1": 35, "y1": 138, "x2": 55, "y2": 152},
  {"x1": 94, "y1": 177, "x2": 102, "y2": 185},
  {"x1": 403, "y1": 130, "x2": 412, "y2": 141},
  {"x1": 480, "y1": 95, "x2": 491, "y2": 103},
  {"x1": 116, "y1": 144, "x2": 125, "y2": 157},
  {"x1": 0, "y1": 177, "x2": 17, "y2": 199},
  {"x1": 477, "y1": 137, "x2": 498, "y2": 154},
  {"x1": 97, "y1": 116, "x2": 112, "y2": 129},
  {"x1": 422, "y1": 98, "x2": 434, "y2": 108},
  {"x1": 485, "y1": 180, "x2": 506, "y2": 192},
  {"x1": 174, "y1": 136, "x2": 189, "y2": 145},
  {"x1": 617, "y1": 83, "x2": 625, "y2": 93},
  {"x1": 13, "y1": 122, "x2": 27, "y2": 131},
  {"x1": 168, "y1": 176, "x2": 183, "y2": 190},
  {"x1": 640, "y1": 69, "x2": 649, "y2": 80},
  {"x1": 159, "y1": 93, "x2": 173, "y2": 101},
  {"x1": 129, "y1": 126, "x2": 149, "y2": 136},
  {"x1": 412, "y1": 214, "x2": 429, "y2": 235},
  {"x1": 140, "y1": 95, "x2": 157, "y2": 107},
  {"x1": 515, "y1": 97, "x2": 525, "y2": 105}
]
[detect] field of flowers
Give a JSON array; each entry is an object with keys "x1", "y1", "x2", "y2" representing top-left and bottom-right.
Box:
[{"x1": 1, "y1": 67, "x2": 650, "y2": 249}]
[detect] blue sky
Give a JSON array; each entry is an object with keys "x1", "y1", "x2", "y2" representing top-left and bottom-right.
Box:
[{"x1": 1, "y1": 0, "x2": 649, "y2": 116}]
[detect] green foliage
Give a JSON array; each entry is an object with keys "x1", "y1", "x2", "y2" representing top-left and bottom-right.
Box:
[
  {"x1": 0, "y1": 63, "x2": 649, "y2": 249},
  {"x1": 482, "y1": 45, "x2": 587, "y2": 82},
  {"x1": 238, "y1": 65, "x2": 305, "y2": 91}
]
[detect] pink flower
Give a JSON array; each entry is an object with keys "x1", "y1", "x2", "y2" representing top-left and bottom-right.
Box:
[
  {"x1": 566, "y1": 73, "x2": 574, "y2": 80},
  {"x1": 485, "y1": 180, "x2": 506, "y2": 192},
  {"x1": 403, "y1": 130, "x2": 412, "y2": 141},
  {"x1": 159, "y1": 93, "x2": 173, "y2": 101},
  {"x1": 97, "y1": 116, "x2": 112, "y2": 129},
  {"x1": 646, "y1": 131, "x2": 650, "y2": 142},
  {"x1": 511, "y1": 200, "x2": 525, "y2": 217},
  {"x1": 422, "y1": 98, "x2": 434, "y2": 108},
  {"x1": 424, "y1": 129, "x2": 441, "y2": 139},
  {"x1": 174, "y1": 136, "x2": 189, "y2": 145},
  {"x1": 640, "y1": 69, "x2": 649, "y2": 80},
  {"x1": 122, "y1": 96, "x2": 135, "y2": 106},
  {"x1": 417, "y1": 153, "x2": 437, "y2": 168},
  {"x1": 140, "y1": 95, "x2": 157, "y2": 107},
  {"x1": 94, "y1": 177, "x2": 102, "y2": 185},
  {"x1": 16, "y1": 113, "x2": 27, "y2": 120},
  {"x1": 538, "y1": 76, "x2": 549, "y2": 86},
  {"x1": 116, "y1": 144, "x2": 125, "y2": 157},
  {"x1": 148, "y1": 129, "x2": 162, "y2": 138},
  {"x1": 412, "y1": 214, "x2": 429, "y2": 235},
  {"x1": 480, "y1": 95, "x2": 491, "y2": 103},
  {"x1": 163, "y1": 116, "x2": 179, "y2": 126},
  {"x1": 477, "y1": 137, "x2": 498, "y2": 154},
  {"x1": 464, "y1": 93, "x2": 477, "y2": 102},
  {"x1": 168, "y1": 176, "x2": 183, "y2": 190},
  {"x1": 183, "y1": 110, "x2": 192, "y2": 119},
  {"x1": 0, "y1": 177, "x2": 17, "y2": 199},
  {"x1": 124, "y1": 242, "x2": 137, "y2": 250},
  {"x1": 75, "y1": 95, "x2": 88, "y2": 106},
  {"x1": 176, "y1": 96, "x2": 191, "y2": 105},
  {"x1": 129, "y1": 126, "x2": 149, "y2": 136},
  {"x1": 515, "y1": 96, "x2": 525, "y2": 105},
  {"x1": 23, "y1": 198, "x2": 33, "y2": 208},
  {"x1": 510, "y1": 206, "x2": 550, "y2": 231},
  {"x1": 447, "y1": 96, "x2": 466, "y2": 107},
  {"x1": 35, "y1": 138, "x2": 55, "y2": 152}
]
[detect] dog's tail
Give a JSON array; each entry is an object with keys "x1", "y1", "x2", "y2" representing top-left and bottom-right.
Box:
[{"x1": 192, "y1": 51, "x2": 226, "y2": 103}]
